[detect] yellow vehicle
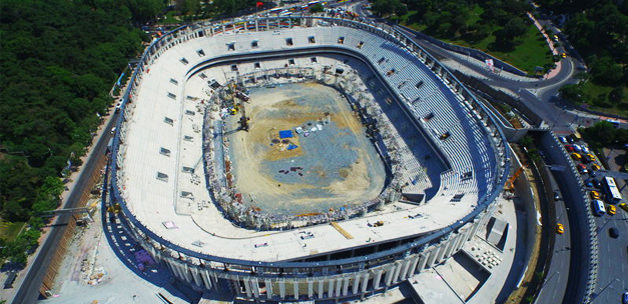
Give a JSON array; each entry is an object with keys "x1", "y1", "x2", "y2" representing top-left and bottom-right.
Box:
[
  {"x1": 586, "y1": 153, "x2": 596, "y2": 162},
  {"x1": 556, "y1": 223, "x2": 564, "y2": 234},
  {"x1": 553, "y1": 34, "x2": 559, "y2": 41},
  {"x1": 571, "y1": 152, "x2": 582, "y2": 161},
  {"x1": 591, "y1": 163, "x2": 601, "y2": 171},
  {"x1": 619, "y1": 203, "x2": 628, "y2": 212},
  {"x1": 561, "y1": 52, "x2": 567, "y2": 58},
  {"x1": 590, "y1": 190, "x2": 601, "y2": 200},
  {"x1": 607, "y1": 204, "x2": 616, "y2": 215}
]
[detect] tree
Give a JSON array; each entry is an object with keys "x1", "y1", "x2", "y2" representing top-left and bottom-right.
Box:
[
  {"x1": 309, "y1": 3, "x2": 324, "y2": 14},
  {"x1": 608, "y1": 86, "x2": 625, "y2": 105},
  {"x1": 590, "y1": 56, "x2": 624, "y2": 86},
  {"x1": 559, "y1": 84, "x2": 584, "y2": 104}
]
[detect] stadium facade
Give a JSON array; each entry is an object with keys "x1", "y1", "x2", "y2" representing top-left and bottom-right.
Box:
[{"x1": 107, "y1": 16, "x2": 510, "y2": 302}]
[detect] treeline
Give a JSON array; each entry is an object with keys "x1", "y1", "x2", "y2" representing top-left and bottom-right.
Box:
[
  {"x1": 0, "y1": 0, "x2": 148, "y2": 264},
  {"x1": 371, "y1": 0, "x2": 532, "y2": 50},
  {"x1": 579, "y1": 121, "x2": 628, "y2": 149},
  {"x1": 168, "y1": 0, "x2": 262, "y2": 21},
  {"x1": 544, "y1": 0, "x2": 628, "y2": 108}
]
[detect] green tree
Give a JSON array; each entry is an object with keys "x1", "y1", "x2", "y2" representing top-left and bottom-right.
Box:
[
  {"x1": 309, "y1": 3, "x2": 324, "y2": 13},
  {"x1": 559, "y1": 84, "x2": 584, "y2": 104}
]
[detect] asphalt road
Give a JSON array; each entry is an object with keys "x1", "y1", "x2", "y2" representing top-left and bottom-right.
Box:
[
  {"x1": 353, "y1": 4, "x2": 628, "y2": 303},
  {"x1": 535, "y1": 168, "x2": 571, "y2": 304},
  {"x1": 12, "y1": 112, "x2": 117, "y2": 304},
  {"x1": 591, "y1": 211, "x2": 628, "y2": 303}
]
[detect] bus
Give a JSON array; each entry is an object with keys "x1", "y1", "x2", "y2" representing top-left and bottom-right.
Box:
[{"x1": 603, "y1": 176, "x2": 623, "y2": 203}]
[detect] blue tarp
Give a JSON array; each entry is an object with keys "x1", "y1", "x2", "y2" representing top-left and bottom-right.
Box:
[
  {"x1": 279, "y1": 130, "x2": 293, "y2": 138},
  {"x1": 287, "y1": 144, "x2": 298, "y2": 150}
]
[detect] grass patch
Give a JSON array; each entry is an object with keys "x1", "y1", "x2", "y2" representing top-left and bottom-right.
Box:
[
  {"x1": 580, "y1": 81, "x2": 628, "y2": 117},
  {"x1": 0, "y1": 221, "x2": 25, "y2": 242},
  {"x1": 443, "y1": 24, "x2": 553, "y2": 74},
  {"x1": 398, "y1": 8, "x2": 554, "y2": 74},
  {"x1": 161, "y1": 10, "x2": 180, "y2": 25}
]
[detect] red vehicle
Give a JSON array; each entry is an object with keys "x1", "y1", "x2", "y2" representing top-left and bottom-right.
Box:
[{"x1": 565, "y1": 145, "x2": 575, "y2": 152}]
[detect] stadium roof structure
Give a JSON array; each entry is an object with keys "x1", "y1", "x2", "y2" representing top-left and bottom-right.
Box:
[{"x1": 109, "y1": 16, "x2": 509, "y2": 269}]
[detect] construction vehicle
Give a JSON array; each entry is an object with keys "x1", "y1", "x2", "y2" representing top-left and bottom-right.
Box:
[
  {"x1": 228, "y1": 82, "x2": 251, "y2": 131},
  {"x1": 504, "y1": 167, "x2": 523, "y2": 192}
]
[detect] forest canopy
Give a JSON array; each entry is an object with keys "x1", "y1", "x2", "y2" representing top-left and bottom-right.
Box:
[{"x1": 0, "y1": 0, "x2": 148, "y2": 222}]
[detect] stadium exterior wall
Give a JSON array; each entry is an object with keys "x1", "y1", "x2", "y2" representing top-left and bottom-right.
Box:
[{"x1": 107, "y1": 16, "x2": 510, "y2": 302}]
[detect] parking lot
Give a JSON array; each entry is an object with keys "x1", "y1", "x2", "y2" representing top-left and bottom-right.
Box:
[{"x1": 558, "y1": 134, "x2": 628, "y2": 303}]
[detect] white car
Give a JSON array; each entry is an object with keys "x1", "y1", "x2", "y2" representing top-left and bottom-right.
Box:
[
  {"x1": 558, "y1": 136, "x2": 567, "y2": 143},
  {"x1": 581, "y1": 145, "x2": 590, "y2": 154}
]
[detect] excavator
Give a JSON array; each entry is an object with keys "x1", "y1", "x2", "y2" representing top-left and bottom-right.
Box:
[{"x1": 228, "y1": 82, "x2": 250, "y2": 132}]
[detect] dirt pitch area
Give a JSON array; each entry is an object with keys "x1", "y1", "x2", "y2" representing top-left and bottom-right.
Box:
[{"x1": 225, "y1": 82, "x2": 386, "y2": 215}]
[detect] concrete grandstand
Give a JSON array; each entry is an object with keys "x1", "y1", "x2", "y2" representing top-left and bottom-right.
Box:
[{"x1": 107, "y1": 16, "x2": 510, "y2": 302}]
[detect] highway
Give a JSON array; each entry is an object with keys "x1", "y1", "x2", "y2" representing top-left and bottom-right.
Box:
[{"x1": 12, "y1": 112, "x2": 117, "y2": 304}]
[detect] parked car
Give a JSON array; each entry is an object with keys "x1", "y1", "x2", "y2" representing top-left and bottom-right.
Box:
[
  {"x1": 619, "y1": 203, "x2": 628, "y2": 213},
  {"x1": 578, "y1": 163, "x2": 588, "y2": 174},
  {"x1": 622, "y1": 291, "x2": 628, "y2": 304},
  {"x1": 592, "y1": 179, "x2": 601, "y2": 188},
  {"x1": 584, "y1": 179, "x2": 593, "y2": 187},
  {"x1": 581, "y1": 145, "x2": 590, "y2": 154},
  {"x1": 571, "y1": 153, "x2": 582, "y2": 161},
  {"x1": 553, "y1": 191, "x2": 561, "y2": 201},
  {"x1": 590, "y1": 190, "x2": 601, "y2": 200},
  {"x1": 572, "y1": 144, "x2": 582, "y2": 152},
  {"x1": 565, "y1": 145, "x2": 575, "y2": 152},
  {"x1": 558, "y1": 136, "x2": 567, "y2": 143},
  {"x1": 591, "y1": 163, "x2": 601, "y2": 171}
]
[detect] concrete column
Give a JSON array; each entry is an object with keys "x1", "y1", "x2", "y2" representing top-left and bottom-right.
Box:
[
  {"x1": 455, "y1": 232, "x2": 466, "y2": 254},
  {"x1": 400, "y1": 258, "x2": 412, "y2": 280},
  {"x1": 279, "y1": 279, "x2": 286, "y2": 299},
  {"x1": 392, "y1": 262, "x2": 402, "y2": 283},
  {"x1": 361, "y1": 272, "x2": 369, "y2": 293},
  {"x1": 201, "y1": 269, "x2": 213, "y2": 290},
  {"x1": 265, "y1": 279, "x2": 273, "y2": 299},
  {"x1": 444, "y1": 236, "x2": 457, "y2": 259},
  {"x1": 435, "y1": 244, "x2": 447, "y2": 264},
  {"x1": 408, "y1": 256, "x2": 420, "y2": 278},
  {"x1": 384, "y1": 265, "x2": 395, "y2": 286},
  {"x1": 373, "y1": 269, "x2": 384, "y2": 289},
  {"x1": 244, "y1": 278, "x2": 252, "y2": 298},
  {"x1": 252, "y1": 278, "x2": 260, "y2": 298},
  {"x1": 352, "y1": 273, "x2": 361, "y2": 295},
  {"x1": 318, "y1": 279, "x2": 325, "y2": 299},
  {"x1": 307, "y1": 279, "x2": 314, "y2": 298},
  {"x1": 293, "y1": 280, "x2": 299, "y2": 299},
  {"x1": 191, "y1": 267, "x2": 203, "y2": 287},
  {"x1": 470, "y1": 219, "x2": 482, "y2": 240},
  {"x1": 335, "y1": 277, "x2": 342, "y2": 297},
  {"x1": 172, "y1": 261, "x2": 185, "y2": 281},
  {"x1": 342, "y1": 276, "x2": 350, "y2": 296},
  {"x1": 423, "y1": 250, "x2": 435, "y2": 269},
  {"x1": 328, "y1": 278, "x2": 335, "y2": 298}
]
